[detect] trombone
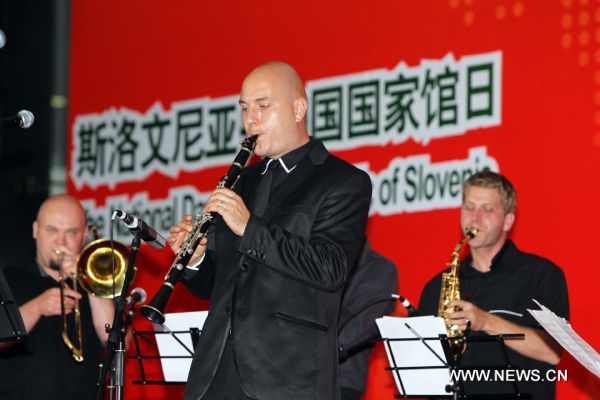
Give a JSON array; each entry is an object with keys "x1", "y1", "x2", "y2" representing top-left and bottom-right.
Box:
[
  {"x1": 57, "y1": 228, "x2": 131, "y2": 362},
  {"x1": 57, "y1": 249, "x2": 83, "y2": 362}
]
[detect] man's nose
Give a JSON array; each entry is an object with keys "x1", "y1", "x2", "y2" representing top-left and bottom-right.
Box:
[
  {"x1": 471, "y1": 208, "x2": 483, "y2": 222},
  {"x1": 56, "y1": 232, "x2": 66, "y2": 246},
  {"x1": 244, "y1": 107, "x2": 259, "y2": 126}
]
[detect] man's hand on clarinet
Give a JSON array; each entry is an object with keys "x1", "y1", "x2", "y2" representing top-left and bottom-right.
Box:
[
  {"x1": 168, "y1": 215, "x2": 207, "y2": 265},
  {"x1": 204, "y1": 188, "x2": 250, "y2": 236}
]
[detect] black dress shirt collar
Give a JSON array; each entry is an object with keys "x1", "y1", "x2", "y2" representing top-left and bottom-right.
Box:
[
  {"x1": 260, "y1": 138, "x2": 315, "y2": 175},
  {"x1": 461, "y1": 239, "x2": 514, "y2": 278}
]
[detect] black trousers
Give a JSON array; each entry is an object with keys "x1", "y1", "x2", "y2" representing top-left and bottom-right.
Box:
[{"x1": 203, "y1": 339, "x2": 253, "y2": 400}]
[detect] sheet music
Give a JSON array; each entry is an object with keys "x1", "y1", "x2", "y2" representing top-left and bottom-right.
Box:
[
  {"x1": 528, "y1": 299, "x2": 600, "y2": 378},
  {"x1": 376, "y1": 316, "x2": 453, "y2": 396},
  {"x1": 153, "y1": 311, "x2": 208, "y2": 382}
]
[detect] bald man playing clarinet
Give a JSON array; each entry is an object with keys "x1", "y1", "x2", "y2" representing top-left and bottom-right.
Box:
[{"x1": 169, "y1": 62, "x2": 372, "y2": 400}]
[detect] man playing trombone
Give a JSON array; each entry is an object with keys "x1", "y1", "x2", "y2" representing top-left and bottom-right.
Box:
[{"x1": 0, "y1": 194, "x2": 114, "y2": 400}]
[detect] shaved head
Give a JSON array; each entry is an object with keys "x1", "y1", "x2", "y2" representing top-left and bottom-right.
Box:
[
  {"x1": 37, "y1": 194, "x2": 86, "y2": 222},
  {"x1": 240, "y1": 61, "x2": 310, "y2": 159},
  {"x1": 33, "y1": 194, "x2": 88, "y2": 272},
  {"x1": 243, "y1": 61, "x2": 307, "y2": 102}
]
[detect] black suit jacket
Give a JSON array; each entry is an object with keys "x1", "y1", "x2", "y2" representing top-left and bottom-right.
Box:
[
  {"x1": 182, "y1": 140, "x2": 372, "y2": 400},
  {"x1": 338, "y1": 241, "x2": 398, "y2": 400}
]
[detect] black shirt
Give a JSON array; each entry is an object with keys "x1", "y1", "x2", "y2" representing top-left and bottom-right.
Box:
[
  {"x1": 0, "y1": 263, "x2": 105, "y2": 400},
  {"x1": 258, "y1": 137, "x2": 315, "y2": 193},
  {"x1": 418, "y1": 240, "x2": 569, "y2": 399}
]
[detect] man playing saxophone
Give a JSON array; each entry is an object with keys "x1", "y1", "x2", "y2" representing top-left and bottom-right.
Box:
[
  {"x1": 0, "y1": 194, "x2": 114, "y2": 400},
  {"x1": 418, "y1": 171, "x2": 569, "y2": 399}
]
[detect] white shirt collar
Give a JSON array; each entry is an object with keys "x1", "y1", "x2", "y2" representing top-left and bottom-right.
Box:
[{"x1": 260, "y1": 158, "x2": 296, "y2": 175}]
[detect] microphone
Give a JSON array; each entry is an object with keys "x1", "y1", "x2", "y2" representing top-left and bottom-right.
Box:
[
  {"x1": 392, "y1": 294, "x2": 419, "y2": 316},
  {"x1": 1, "y1": 110, "x2": 35, "y2": 129},
  {"x1": 112, "y1": 210, "x2": 166, "y2": 249},
  {"x1": 126, "y1": 287, "x2": 147, "y2": 305}
]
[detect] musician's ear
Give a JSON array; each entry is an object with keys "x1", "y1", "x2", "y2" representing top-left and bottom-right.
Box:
[
  {"x1": 294, "y1": 97, "x2": 307, "y2": 122},
  {"x1": 503, "y1": 212, "x2": 515, "y2": 232}
]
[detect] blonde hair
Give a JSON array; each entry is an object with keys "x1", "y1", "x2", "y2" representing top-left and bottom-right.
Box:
[{"x1": 463, "y1": 171, "x2": 517, "y2": 214}]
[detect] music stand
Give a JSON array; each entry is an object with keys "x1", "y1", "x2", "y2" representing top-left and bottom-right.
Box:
[
  {"x1": 130, "y1": 311, "x2": 208, "y2": 384},
  {"x1": 453, "y1": 334, "x2": 532, "y2": 399},
  {"x1": 377, "y1": 316, "x2": 532, "y2": 399},
  {"x1": 0, "y1": 268, "x2": 27, "y2": 342}
]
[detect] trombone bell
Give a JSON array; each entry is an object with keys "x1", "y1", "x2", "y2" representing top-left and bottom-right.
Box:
[
  {"x1": 77, "y1": 239, "x2": 132, "y2": 298},
  {"x1": 59, "y1": 234, "x2": 133, "y2": 363}
]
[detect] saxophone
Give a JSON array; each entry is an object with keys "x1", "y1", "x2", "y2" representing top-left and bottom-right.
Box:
[
  {"x1": 140, "y1": 135, "x2": 257, "y2": 325},
  {"x1": 437, "y1": 227, "x2": 478, "y2": 359}
]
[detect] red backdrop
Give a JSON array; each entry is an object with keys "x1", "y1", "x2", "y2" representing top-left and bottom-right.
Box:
[{"x1": 69, "y1": 1, "x2": 600, "y2": 398}]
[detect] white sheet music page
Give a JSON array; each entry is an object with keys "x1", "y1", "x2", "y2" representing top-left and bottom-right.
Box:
[
  {"x1": 528, "y1": 299, "x2": 600, "y2": 379},
  {"x1": 153, "y1": 311, "x2": 208, "y2": 382},
  {"x1": 376, "y1": 315, "x2": 453, "y2": 396}
]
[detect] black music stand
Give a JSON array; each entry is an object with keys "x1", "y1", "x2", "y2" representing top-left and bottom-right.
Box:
[
  {"x1": 0, "y1": 268, "x2": 27, "y2": 342},
  {"x1": 129, "y1": 328, "x2": 201, "y2": 385},
  {"x1": 381, "y1": 320, "x2": 531, "y2": 399}
]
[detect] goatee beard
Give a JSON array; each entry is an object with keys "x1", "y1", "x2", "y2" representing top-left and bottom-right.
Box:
[{"x1": 49, "y1": 259, "x2": 61, "y2": 271}]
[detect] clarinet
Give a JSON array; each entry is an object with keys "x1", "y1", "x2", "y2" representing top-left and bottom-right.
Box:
[{"x1": 141, "y1": 135, "x2": 257, "y2": 324}]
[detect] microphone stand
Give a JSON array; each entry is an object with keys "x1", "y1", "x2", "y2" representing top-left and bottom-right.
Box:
[{"x1": 96, "y1": 233, "x2": 141, "y2": 400}]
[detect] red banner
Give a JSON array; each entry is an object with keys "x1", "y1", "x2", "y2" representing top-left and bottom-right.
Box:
[{"x1": 70, "y1": 1, "x2": 600, "y2": 398}]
